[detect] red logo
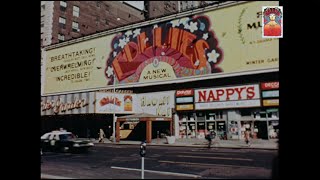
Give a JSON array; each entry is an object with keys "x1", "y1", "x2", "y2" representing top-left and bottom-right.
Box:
[
  {"x1": 176, "y1": 89, "x2": 194, "y2": 97},
  {"x1": 261, "y1": 82, "x2": 279, "y2": 90}
]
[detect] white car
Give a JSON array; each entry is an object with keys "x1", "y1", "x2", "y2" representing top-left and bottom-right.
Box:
[{"x1": 41, "y1": 130, "x2": 94, "y2": 152}]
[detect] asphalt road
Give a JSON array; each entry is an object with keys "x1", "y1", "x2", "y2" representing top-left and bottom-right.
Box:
[{"x1": 41, "y1": 144, "x2": 277, "y2": 179}]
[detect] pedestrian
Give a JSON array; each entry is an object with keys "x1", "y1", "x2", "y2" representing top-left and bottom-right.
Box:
[
  {"x1": 98, "y1": 128, "x2": 105, "y2": 143},
  {"x1": 245, "y1": 130, "x2": 251, "y2": 146},
  {"x1": 205, "y1": 131, "x2": 216, "y2": 148}
]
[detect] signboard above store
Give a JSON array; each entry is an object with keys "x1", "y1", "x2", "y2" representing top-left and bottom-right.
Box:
[
  {"x1": 195, "y1": 84, "x2": 261, "y2": 109},
  {"x1": 263, "y1": 99, "x2": 279, "y2": 106},
  {"x1": 261, "y1": 82, "x2": 279, "y2": 90},
  {"x1": 176, "y1": 89, "x2": 194, "y2": 97},
  {"x1": 262, "y1": 90, "x2": 279, "y2": 98}
]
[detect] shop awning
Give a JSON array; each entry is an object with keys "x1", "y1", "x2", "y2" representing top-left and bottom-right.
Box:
[{"x1": 117, "y1": 113, "x2": 172, "y2": 122}]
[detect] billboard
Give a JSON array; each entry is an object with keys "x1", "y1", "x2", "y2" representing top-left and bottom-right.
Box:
[
  {"x1": 95, "y1": 92, "x2": 136, "y2": 114},
  {"x1": 195, "y1": 84, "x2": 261, "y2": 109},
  {"x1": 136, "y1": 91, "x2": 175, "y2": 117},
  {"x1": 44, "y1": 1, "x2": 278, "y2": 95},
  {"x1": 41, "y1": 92, "x2": 95, "y2": 115}
]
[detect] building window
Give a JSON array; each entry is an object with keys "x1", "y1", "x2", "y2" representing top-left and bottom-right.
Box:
[
  {"x1": 96, "y1": 1, "x2": 101, "y2": 8},
  {"x1": 72, "y1": 21, "x2": 79, "y2": 32},
  {"x1": 41, "y1": 23, "x2": 44, "y2": 27},
  {"x1": 58, "y1": 34, "x2": 65, "y2": 42},
  {"x1": 73, "y1": 6, "x2": 80, "y2": 17},
  {"x1": 96, "y1": 16, "x2": 100, "y2": 26},
  {"x1": 59, "y1": 17, "x2": 66, "y2": 29},
  {"x1": 60, "y1": 1, "x2": 67, "y2": 11}
]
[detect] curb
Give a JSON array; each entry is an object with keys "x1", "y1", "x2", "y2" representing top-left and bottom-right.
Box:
[
  {"x1": 41, "y1": 173, "x2": 75, "y2": 179},
  {"x1": 94, "y1": 142, "x2": 277, "y2": 150}
]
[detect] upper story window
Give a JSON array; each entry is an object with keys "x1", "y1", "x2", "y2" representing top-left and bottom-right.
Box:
[
  {"x1": 96, "y1": 1, "x2": 101, "y2": 8},
  {"x1": 73, "y1": 6, "x2": 80, "y2": 17},
  {"x1": 60, "y1": 1, "x2": 67, "y2": 11},
  {"x1": 72, "y1": 21, "x2": 79, "y2": 32},
  {"x1": 58, "y1": 34, "x2": 65, "y2": 42},
  {"x1": 59, "y1": 17, "x2": 66, "y2": 29}
]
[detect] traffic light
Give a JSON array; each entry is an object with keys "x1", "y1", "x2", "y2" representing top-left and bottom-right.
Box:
[{"x1": 140, "y1": 141, "x2": 146, "y2": 157}]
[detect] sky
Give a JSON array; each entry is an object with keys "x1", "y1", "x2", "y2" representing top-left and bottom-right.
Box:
[{"x1": 123, "y1": 1, "x2": 144, "y2": 11}]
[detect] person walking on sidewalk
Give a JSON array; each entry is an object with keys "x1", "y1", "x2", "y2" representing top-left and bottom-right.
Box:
[
  {"x1": 245, "y1": 130, "x2": 251, "y2": 146},
  {"x1": 98, "y1": 128, "x2": 105, "y2": 143},
  {"x1": 205, "y1": 131, "x2": 216, "y2": 148}
]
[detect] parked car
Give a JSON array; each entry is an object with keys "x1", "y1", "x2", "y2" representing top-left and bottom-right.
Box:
[{"x1": 41, "y1": 130, "x2": 94, "y2": 153}]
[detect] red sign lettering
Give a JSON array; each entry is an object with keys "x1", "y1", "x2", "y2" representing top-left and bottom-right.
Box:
[
  {"x1": 196, "y1": 85, "x2": 259, "y2": 102},
  {"x1": 261, "y1": 82, "x2": 279, "y2": 90},
  {"x1": 176, "y1": 89, "x2": 194, "y2": 97}
]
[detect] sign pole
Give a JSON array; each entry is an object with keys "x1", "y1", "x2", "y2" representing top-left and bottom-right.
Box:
[
  {"x1": 113, "y1": 76, "x2": 116, "y2": 142},
  {"x1": 141, "y1": 157, "x2": 144, "y2": 179}
]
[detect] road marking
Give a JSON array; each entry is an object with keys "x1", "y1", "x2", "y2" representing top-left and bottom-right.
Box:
[
  {"x1": 110, "y1": 166, "x2": 201, "y2": 178},
  {"x1": 159, "y1": 160, "x2": 261, "y2": 169},
  {"x1": 191, "y1": 149, "x2": 245, "y2": 153},
  {"x1": 168, "y1": 151, "x2": 238, "y2": 156},
  {"x1": 41, "y1": 173, "x2": 75, "y2": 179},
  {"x1": 177, "y1": 155, "x2": 253, "y2": 161},
  {"x1": 42, "y1": 153, "x2": 72, "y2": 158}
]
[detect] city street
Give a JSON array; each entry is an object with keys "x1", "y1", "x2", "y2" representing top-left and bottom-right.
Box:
[{"x1": 41, "y1": 144, "x2": 277, "y2": 179}]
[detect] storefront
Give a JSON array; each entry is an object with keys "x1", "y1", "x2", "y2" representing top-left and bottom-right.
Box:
[
  {"x1": 260, "y1": 81, "x2": 279, "y2": 139},
  {"x1": 175, "y1": 84, "x2": 268, "y2": 140},
  {"x1": 40, "y1": 92, "x2": 103, "y2": 137},
  {"x1": 116, "y1": 113, "x2": 172, "y2": 143}
]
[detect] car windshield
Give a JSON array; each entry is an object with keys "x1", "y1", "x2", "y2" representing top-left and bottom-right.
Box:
[{"x1": 59, "y1": 134, "x2": 75, "y2": 140}]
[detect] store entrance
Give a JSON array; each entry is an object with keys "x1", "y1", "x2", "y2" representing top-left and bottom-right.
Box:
[
  {"x1": 254, "y1": 121, "x2": 268, "y2": 139},
  {"x1": 217, "y1": 121, "x2": 227, "y2": 140}
]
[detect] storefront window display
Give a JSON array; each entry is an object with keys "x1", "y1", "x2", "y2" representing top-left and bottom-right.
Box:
[
  {"x1": 206, "y1": 121, "x2": 216, "y2": 134},
  {"x1": 267, "y1": 108, "x2": 279, "y2": 139},
  {"x1": 197, "y1": 121, "x2": 206, "y2": 138},
  {"x1": 240, "y1": 121, "x2": 252, "y2": 139},
  {"x1": 187, "y1": 122, "x2": 196, "y2": 138},
  {"x1": 196, "y1": 112, "x2": 206, "y2": 138},
  {"x1": 178, "y1": 112, "x2": 196, "y2": 138},
  {"x1": 178, "y1": 111, "x2": 226, "y2": 139},
  {"x1": 228, "y1": 121, "x2": 239, "y2": 139},
  {"x1": 268, "y1": 120, "x2": 279, "y2": 139}
]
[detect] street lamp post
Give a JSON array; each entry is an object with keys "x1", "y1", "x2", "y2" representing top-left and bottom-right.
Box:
[{"x1": 112, "y1": 75, "x2": 116, "y2": 142}]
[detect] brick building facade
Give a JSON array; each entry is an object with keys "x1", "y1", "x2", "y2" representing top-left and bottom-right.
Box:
[{"x1": 41, "y1": 1, "x2": 144, "y2": 47}]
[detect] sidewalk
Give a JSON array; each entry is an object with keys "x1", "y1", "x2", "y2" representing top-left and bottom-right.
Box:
[{"x1": 83, "y1": 137, "x2": 278, "y2": 150}]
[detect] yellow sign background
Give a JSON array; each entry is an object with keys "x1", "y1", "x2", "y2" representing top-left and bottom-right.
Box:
[
  {"x1": 263, "y1": 99, "x2": 279, "y2": 106},
  {"x1": 44, "y1": 35, "x2": 115, "y2": 94},
  {"x1": 203, "y1": 1, "x2": 279, "y2": 73}
]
